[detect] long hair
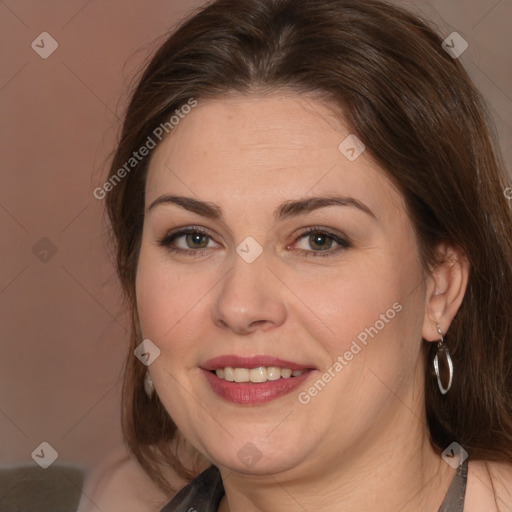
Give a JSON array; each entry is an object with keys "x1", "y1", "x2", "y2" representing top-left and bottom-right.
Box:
[{"x1": 103, "y1": 0, "x2": 512, "y2": 494}]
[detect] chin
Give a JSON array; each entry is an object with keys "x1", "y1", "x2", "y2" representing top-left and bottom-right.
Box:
[{"x1": 204, "y1": 436, "x2": 313, "y2": 476}]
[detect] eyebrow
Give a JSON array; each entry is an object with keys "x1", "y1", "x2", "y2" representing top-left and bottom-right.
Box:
[{"x1": 147, "y1": 194, "x2": 376, "y2": 221}]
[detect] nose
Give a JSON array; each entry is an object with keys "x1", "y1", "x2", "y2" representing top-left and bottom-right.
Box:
[{"x1": 211, "y1": 252, "x2": 287, "y2": 335}]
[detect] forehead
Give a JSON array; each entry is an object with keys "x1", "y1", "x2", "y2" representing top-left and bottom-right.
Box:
[{"x1": 145, "y1": 93, "x2": 404, "y2": 220}]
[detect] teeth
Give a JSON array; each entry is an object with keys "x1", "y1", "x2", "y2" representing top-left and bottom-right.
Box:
[
  {"x1": 214, "y1": 366, "x2": 306, "y2": 383},
  {"x1": 249, "y1": 367, "x2": 267, "y2": 383},
  {"x1": 267, "y1": 367, "x2": 281, "y2": 380},
  {"x1": 234, "y1": 368, "x2": 249, "y2": 382},
  {"x1": 281, "y1": 368, "x2": 292, "y2": 378}
]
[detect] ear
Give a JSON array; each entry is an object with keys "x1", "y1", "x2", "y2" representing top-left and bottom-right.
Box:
[{"x1": 422, "y1": 242, "x2": 470, "y2": 341}]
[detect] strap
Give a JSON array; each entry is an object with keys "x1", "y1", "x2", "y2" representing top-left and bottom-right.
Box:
[
  {"x1": 158, "y1": 465, "x2": 224, "y2": 512},
  {"x1": 437, "y1": 458, "x2": 468, "y2": 512}
]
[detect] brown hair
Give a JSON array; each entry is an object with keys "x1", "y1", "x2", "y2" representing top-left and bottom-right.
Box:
[{"x1": 104, "y1": 0, "x2": 512, "y2": 495}]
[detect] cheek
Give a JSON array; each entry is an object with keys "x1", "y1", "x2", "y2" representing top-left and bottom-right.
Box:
[
  {"x1": 136, "y1": 250, "x2": 199, "y2": 347},
  {"x1": 307, "y1": 259, "x2": 409, "y2": 347},
  {"x1": 315, "y1": 247, "x2": 424, "y2": 378},
  {"x1": 302, "y1": 260, "x2": 425, "y2": 429}
]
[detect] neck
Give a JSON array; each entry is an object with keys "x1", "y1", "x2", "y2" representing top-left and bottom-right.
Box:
[{"x1": 217, "y1": 407, "x2": 456, "y2": 512}]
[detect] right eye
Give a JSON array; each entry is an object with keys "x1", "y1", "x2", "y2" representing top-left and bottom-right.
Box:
[{"x1": 158, "y1": 227, "x2": 220, "y2": 256}]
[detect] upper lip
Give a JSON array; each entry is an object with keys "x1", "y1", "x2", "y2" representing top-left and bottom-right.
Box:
[{"x1": 201, "y1": 355, "x2": 314, "y2": 372}]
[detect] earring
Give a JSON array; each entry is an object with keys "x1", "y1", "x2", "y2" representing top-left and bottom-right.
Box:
[
  {"x1": 433, "y1": 324, "x2": 453, "y2": 395},
  {"x1": 144, "y1": 371, "x2": 155, "y2": 398}
]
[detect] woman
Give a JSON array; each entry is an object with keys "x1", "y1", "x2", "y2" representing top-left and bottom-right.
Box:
[{"x1": 79, "y1": 0, "x2": 512, "y2": 510}]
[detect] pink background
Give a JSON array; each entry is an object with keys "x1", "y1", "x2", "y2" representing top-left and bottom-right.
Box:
[{"x1": 0, "y1": 0, "x2": 510, "y2": 473}]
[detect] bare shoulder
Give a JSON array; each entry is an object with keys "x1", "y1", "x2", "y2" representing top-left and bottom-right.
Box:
[
  {"x1": 486, "y1": 460, "x2": 512, "y2": 510},
  {"x1": 466, "y1": 459, "x2": 512, "y2": 512},
  {"x1": 77, "y1": 444, "x2": 188, "y2": 512}
]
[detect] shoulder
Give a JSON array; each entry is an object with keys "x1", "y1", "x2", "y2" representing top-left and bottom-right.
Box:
[
  {"x1": 77, "y1": 444, "x2": 187, "y2": 512},
  {"x1": 465, "y1": 459, "x2": 512, "y2": 512}
]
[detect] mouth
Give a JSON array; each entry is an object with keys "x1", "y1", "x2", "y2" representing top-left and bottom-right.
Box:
[
  {"x1": 211, "y1": 366, "x2": 307, "y2": 383},
  {"x1": 200, "y1": 355, "x2": 316, "y2": 404}
]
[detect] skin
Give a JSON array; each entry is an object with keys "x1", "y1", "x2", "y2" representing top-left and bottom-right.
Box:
[{"x1": 135, "y1": 92, "x2": 472, "y2": 511}]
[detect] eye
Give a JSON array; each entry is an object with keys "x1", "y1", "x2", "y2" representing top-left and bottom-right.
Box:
[
  {"x1": 292, "y1": 227, "x2": 351, "y2": 257},
  {"x1": 158, "y1": 227, "x2": 218, "y2": 256}
]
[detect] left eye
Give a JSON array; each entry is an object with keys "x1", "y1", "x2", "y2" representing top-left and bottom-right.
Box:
[
  {"x1": 296, "y1": 231, "x2": 336, "y2": 251},
  {"x1": 292, "y1": 229, "x2": 351, "y2": 256}
]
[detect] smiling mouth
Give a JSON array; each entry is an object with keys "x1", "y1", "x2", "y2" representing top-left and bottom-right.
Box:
[
  {"x1": 212, "y1": 366, "x2": 308, "y2": 383},
  {"x1": 202, "y1": 360, "x2": 315, "y2": 404}
]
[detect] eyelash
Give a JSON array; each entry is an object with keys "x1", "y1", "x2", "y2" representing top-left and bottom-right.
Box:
[{"x1": 157, "y1": 226, "x2": 352, "y2": 258}]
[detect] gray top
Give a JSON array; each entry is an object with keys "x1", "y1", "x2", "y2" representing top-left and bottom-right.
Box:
[
  {"x1": 438, "y1": 458, "x2": 468, "y2": 512},
  {"x1": 159, "y1": 465, "x2": 224, "y2": 512},
  {"x1": 159, "y1": 459, "x2": 468, "y2": 511}
]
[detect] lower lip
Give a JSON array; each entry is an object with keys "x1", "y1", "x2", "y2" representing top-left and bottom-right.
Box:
[{"x1": 201, "y1": 369, "x2": 314, "y2": 405}]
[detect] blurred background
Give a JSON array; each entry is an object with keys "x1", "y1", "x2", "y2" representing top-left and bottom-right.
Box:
[{"x1": 0, "y1": 0, "x2": 510, "y2": 508}]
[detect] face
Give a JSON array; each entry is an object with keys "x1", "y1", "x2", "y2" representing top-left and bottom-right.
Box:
[{"x1": 135, "y1": 92, "x2": 429, "y2": 478}]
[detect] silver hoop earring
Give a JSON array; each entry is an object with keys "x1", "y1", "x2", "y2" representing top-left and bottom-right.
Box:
[
  {"x1": 433, "y1": 324, "x2": 453, "y2": 395},
  {"x1": 144, "y1": 371, "x2": 155, "y2": 398}
]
